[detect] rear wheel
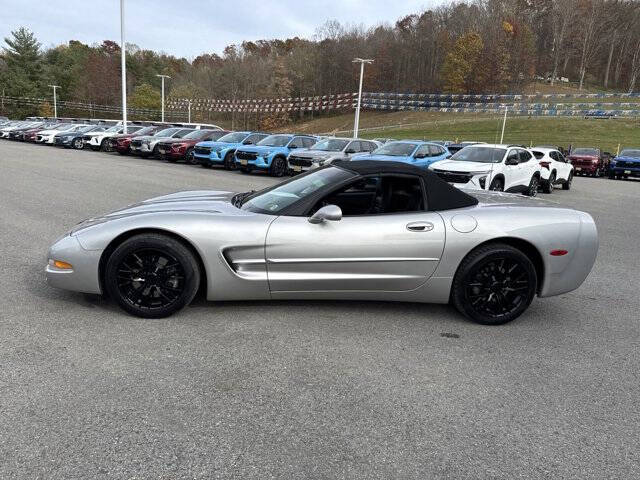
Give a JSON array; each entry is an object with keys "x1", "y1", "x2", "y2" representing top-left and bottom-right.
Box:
[
  {"x1": 451, "y1": 243, "x2": 537, "y2": 325},
  {"x1": 542, "y1": 172, "x2": 555, "y2": 194},
  {"x1": 104, "y1": 234, "x2": 200, "y2": 319},
  {"x1": 489, "y1": 177, "x2": 504, "y2": 191},
  {"x1": 525, "y1": 175, "x2": 539, "y2": 197},
  {"x1": 562, "y1": 172, "x2": 573, "y2": 190}
]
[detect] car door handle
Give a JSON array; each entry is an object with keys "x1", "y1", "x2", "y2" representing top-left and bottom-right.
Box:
[{"x1": 406, "y1": 221, "x2": 434, "y2": 232}]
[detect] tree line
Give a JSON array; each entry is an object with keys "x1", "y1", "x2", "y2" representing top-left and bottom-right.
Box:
[{"x1": 2, "y1": 0, "x2": 640, "y2": 124}]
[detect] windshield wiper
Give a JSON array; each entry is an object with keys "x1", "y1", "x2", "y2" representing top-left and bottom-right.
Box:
[{"x1": 232, "y1": 190, "x2": 255, "y2": 208}]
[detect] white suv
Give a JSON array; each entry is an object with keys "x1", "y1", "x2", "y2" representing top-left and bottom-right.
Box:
[
  {"x1": 531, "y1": 147, "x2": 574, "y2": 193},
  {"x1": 429, "y1": 144, "x2": 542, "y2": 196}
]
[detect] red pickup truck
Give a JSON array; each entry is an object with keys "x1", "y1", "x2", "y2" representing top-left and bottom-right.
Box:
[{"x1": 567, "y1": 147, "x2": 609, "y2": 177}]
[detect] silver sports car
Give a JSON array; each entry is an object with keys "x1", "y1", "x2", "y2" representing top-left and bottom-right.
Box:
[{"x1": 46, "y1": 161, "x2": 598, "y2": 325}]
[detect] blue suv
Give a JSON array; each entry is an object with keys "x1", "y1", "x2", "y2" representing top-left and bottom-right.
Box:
[
  {"x1": 609, "y1": 148, "x2": 640, "y2": 179},
  {"x1": 235, "y1": 134, "x2": 318, "y2": 176},
  {"x1": 352, "y1": 140, "x2": 450, "y2": 169},
  {"x1": 194, "y1": 131, "x2": 268, "y2": 170}
]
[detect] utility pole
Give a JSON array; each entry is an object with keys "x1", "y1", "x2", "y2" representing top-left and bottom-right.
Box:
[
  {"x1": 120, "y1": 0, "x2": 127, "y2": 133},
  {"x1": 352, "y1": 58, "x2": 373, "y2": 138},
  {"x1": 500, "y1": 106, "x2": 508, "y2": 144},
  {"x1": 48, "y1": 85, "x2": 60, "y2": 118},
  {"x1": 188, "y1": 100, "x2": 191, "y2": 123},
  {"x1": 156, "y1": 74, "x2": 170, "y2": 122}
]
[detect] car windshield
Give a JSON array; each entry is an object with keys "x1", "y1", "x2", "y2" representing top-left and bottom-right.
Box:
[
  {"x1": 620, "y1": 149, "x2": 640, "y2": 158},
  {"x1": 372, "y1": 142, "x2": 418, "y2": 156},
  {"x1": 451, "y1": 147, "x2": 506, "y2": 163},
  {"x1": 78, "y1": 125, "x2": 98, "y2": 133},
  {"x1": 183, "y1": 130, "x2": 213, "y2": 140},
  {"x1": 154, "y1": 127, "x2": 181, "y2": 137},
  {"x1": 257, "y1": 135, "x2": 291, "y2": 147},
  {"x1": 572, "y1": 148, "x2": 598, "y2": 156},
  {"x1": 241, "y1": 167, "x2": 355, "y2": 214},
  {"x1": 105, "y1": 125, "x2": 121, "y2": 132},
  {"x1": 218, "y1": 132, "x2": 249, "y2": 143},
  {"x1": 53, "y1": 124, "x2": 71, "y2": 130},
  {"x1": 128, "y1": 126, "x2": 150, "y2": 135},
  {"x1": 311, "y1": 139, "x2": 350, "y2": 151}
]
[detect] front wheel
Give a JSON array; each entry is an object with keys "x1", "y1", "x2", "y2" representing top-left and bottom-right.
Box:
[
  {"x1": 562, "y1": 172, "x2": 573, "y2": 190},
  {"x1": 269, "y1": 157, "x2": 287, "y2": 177},
  {"x1": 101, "y1": 138, "x2": 111, "y2": 152},
  {"x1": 104, "y1": 234, "x2": 201, "y2": 318},
  {"x1": 223, "y1": 152, "x2": 236, "y2": 170},
  {"x1": 525, "y1": 175, "x2": 539, "y2": 197},
  {"x1": 186, "y1": 148, "x2": 196, "y2": 165},
  {"x1": 451, "y1": 243, "x2": 537, "y2": 325},
  {"x1": 489, "y1": 177, "x2": 504, "y2": 191},
  {"x1": 542, "y1": 172, "x2": 555, "y2": 194},
  {"x1": 72, "y1": 138, "x2": 84, "y2": 150}
]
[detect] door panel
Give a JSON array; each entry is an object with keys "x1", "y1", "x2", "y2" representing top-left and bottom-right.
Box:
[{"x1": 265, "y1": 213, "x2": 445, "y2": 292}]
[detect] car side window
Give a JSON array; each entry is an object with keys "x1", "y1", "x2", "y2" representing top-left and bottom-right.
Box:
[
  {"x1": 244, "y1": 134, "x2": 264, "y2": 144},
  {"x1": 506, "y1": 150, "x2": 519, "y2": 163},
  {"x1": 312, "y1": 175, "x2": 425, "y2": 216},
  {"x1": 363, "y1": 141, "x2": 376, "y2": 152},
  {"x1": 289, "y1": 137, "x2": 304, "y2": 149},
  {"x1": 414, "y1": 145, "x2": 430, "y2": 158},
  {"x1": 518, "y1": 150, "x2": 532, "y2": 163},
  {"x1": 345, "y1": 141, "x2": 359, "y2": 153},
  {"x1": 556, "y1": 151, "x2": 567, "y2": 163},
  {"x1": 429, "y1": 145, "x2": 444, "y2": 156}
]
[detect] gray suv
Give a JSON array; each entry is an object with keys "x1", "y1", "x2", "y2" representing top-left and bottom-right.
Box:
[{"x1": 287, "y1": 137, "x2": 381, "y2": 173}]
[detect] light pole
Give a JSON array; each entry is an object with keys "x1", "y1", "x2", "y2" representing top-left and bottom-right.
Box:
[
  {"x1": 156, "y1": 74, "x2": 170, "y2": 122},
  {"x1": 500, "y1": 106, "x2": 508, "y2": 144},
  {"x1": 48, "y1": 85, "x2": 60, "y2": 118},
  {"x1": 188, "y1": 100, "x2": 191, "y2": 123},
  {"x1": 120, "y1": 0, "x2": 127, "y2": 133},
  {"x1": 352, "y1": 58, "x2": 373, "y2": 138}
]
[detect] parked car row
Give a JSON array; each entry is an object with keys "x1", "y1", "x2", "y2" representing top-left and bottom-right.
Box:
[{"x1": 2, "y1": 117, "x2": 636, "y2": 190}]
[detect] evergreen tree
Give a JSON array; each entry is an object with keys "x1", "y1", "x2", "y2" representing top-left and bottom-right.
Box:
[{"x1": 1, "y1": 27, "x2": 43, "y2": 97}]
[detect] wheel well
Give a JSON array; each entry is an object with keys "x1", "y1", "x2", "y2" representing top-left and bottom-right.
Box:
[
  {"x1": 98, "y1": 228, "x2": 208, "y2": 297},
  {"x1": 462, "y1": 238, "x2": 545, "y2": 294},
  {"x1": 532, "y1": 171, "x2": 541, "y2": 179},
  {"x1": 491, "y1": 173, "x2": 505, "y2": 183}
]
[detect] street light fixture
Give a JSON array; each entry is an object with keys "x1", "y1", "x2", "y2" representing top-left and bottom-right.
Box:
[
  {"x1": 156, "y1": 74, "x2": 171, "y2": 122},
  {"x1": 120, "y1": 0, "x2": 127, "y2": 133},
  {"x1": 352, "y1": 58, "x2": 373, "y2": 138},
  {"x1": 48, "y1": 85, "x2": 60, "y2": 118}
]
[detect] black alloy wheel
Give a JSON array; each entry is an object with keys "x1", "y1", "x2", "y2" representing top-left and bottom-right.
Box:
[
  {"x1": 452, "y1": 243, "x2": 537, "y2": 325},
  {"x1": 105, "y1": 234, "x2": 200, "y2": 318},
  {"x1": 270, "y1": 157, "x2": 287, "y2": 177},
  {"x1": 186, "y1": 148, "x2": 196, "y2": 165},
  {"x1": 526, "y1": 175, "x2": 539, "y2": 197},
  {"x1": 543, "y1": 172, "x2": 555, "y2": 194},
  {"x1": 489, "y1": 178, "x2": 504, "y2": 191},
  {"x1": 223, "y1": 151, "x2": 236, "y2": 170}
]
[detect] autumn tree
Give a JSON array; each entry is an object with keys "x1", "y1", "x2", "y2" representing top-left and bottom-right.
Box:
[{"x1": 441, "y1": 32, "x2": 484, "y2": 93}]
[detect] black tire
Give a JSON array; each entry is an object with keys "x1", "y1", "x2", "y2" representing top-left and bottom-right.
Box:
[
  {"x1": 240, "y1": 167, "x2": 251, "y2": 174},
  {"x1": 542, "y1": 172, "x2": 555, "y2": 194},
  {"x1": 117, "y1": 150, "x2": 128, "y2": 156},
  {"x1": 562, "y1": 172, "x2": 573, "y2": 190},
  {"x1": 489, "y1": 177, "x2": 504, "y2": 191},
  {"x1": 200, "y1": 161, "x2": 212, "y2": 168},
  {"x1": 269, "y1": 156, "x2": 287, "y2": 177},
  {"x1": 223, "y1": 151, "x2": 236, "y2": 170},
  {"x1": 608, "y1": 171, "x2": 616, "y2": 179},
  {"x1": 101, "y1": 138, "x2": 110, "y2": 152},
  {"x1": 186, "y1": 148, "x2": 196, "y2": 165},
  {"x1": 72, "y1": 138, "x2": 84, "y2": 150},
  {"x1": 104, "y1": 234, "x2": 200, "y2": 319},
  {"x1": 451, "y1": 243, "x2": 537, "y2": 325},
  {"x1": 525, "y1": 175, "x2": 539, "y2": 197},
  {"x1": 90, "y1": 146, "x2": 100, "y2": 151}
]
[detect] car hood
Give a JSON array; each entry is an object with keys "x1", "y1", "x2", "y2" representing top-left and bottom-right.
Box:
[
  {"x1": 614, "y1": 155, "x2": 640, "y2": 162},
  {"x1": 237, "y1": 145, "x2": 284, "y2": 156},
  {"x1": 429, "y1": 160, "x2": 495, "y2": 172},
  {"x1": 198, "y1": 140, "x2": 237, "y2": 149},
  {"x1": 70, "y1": 190, "x2": 248, "y2": 235},
  {"x1": 352, "y1": 154, "x2": 411, "y2": 162},
  {"x1": 291, "y1": 149, "x2": 341, "y2": 159},
  {"x1": 38, "y1": 129, "x2": 71, "y2": 135},
  {"x1": 158, "y1": 138, "x2": 198, "y2": 145},
  {"x1": 568, "y1": 155, "x2": 598, "y2": 161}
]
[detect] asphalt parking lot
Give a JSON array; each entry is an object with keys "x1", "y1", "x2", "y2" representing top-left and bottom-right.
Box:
[{"x1": 1, "y1": 141, "x2": 639, "y2": 479}]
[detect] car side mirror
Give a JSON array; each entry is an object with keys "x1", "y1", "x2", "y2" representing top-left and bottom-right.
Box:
[
  {"x1": 506, "y1": 157, "x2": 519, "y2": 165},
  {"x1": 445, "y1": 154, "x2": 452, "y2": 159},
  {"x1": 308, "y1": 205, "x2": 342, "y2": 224},
  {"x1": 345, "y1": 149, "x2": 356, "y2": 154},
  {"x1": 414, "y1": 153, "x2": 427, "y2": 159}
]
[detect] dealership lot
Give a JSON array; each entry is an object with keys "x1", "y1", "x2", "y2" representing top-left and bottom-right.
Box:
[{"x1": 1, "y1": 141, "x2": 639, "y2": 478}]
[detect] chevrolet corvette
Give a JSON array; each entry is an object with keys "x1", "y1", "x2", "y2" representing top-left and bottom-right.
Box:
[{"x1": 45, "y1": 161, "x2": 598, "y2": 325}]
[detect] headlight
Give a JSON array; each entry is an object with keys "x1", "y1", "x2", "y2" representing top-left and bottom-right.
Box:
[{"x1": 471, "y1": 170, "x2": 491, "y2": 175}]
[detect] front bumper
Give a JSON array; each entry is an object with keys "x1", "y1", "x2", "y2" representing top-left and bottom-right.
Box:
[
  {"x1": 572, "y1": 164, "x2": 598, "y2": 174},
  {"x1": 611, "y1": 165, "x2": 640, "y2": 177},
  {"x1": 194, "y1": 148, "x2": 226, "y2": 165},
  {"x1": 54, "y1": 137, "x2": 73, "y2": 147},
  {"x1": 236, "y1": 155, "x2": 270, "y2": 169},
  {"x1": 45, "y1": 234, "x2": 103, "y2": 294}
]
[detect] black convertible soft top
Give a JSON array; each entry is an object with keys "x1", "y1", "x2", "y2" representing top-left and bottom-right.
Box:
[{"x1": 332, "y1": 160, "x2": 478, "y2": 211}]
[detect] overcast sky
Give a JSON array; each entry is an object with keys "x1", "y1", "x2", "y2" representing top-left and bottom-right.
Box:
[{"x1": 2, "y1": 0, "x2": 436, "y2": 58}]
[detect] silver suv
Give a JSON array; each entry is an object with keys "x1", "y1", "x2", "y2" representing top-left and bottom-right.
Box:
[{"x1": 287, "y1": 137, "x2": 381, "y2": 173}]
